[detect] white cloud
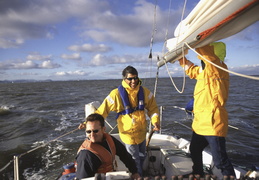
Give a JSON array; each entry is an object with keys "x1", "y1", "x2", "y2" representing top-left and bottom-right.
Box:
[
  {"x1": 0, "y1": 0, "x2": 258, "y2": 81},
  {"x1": 0, "y1": 0, "x2": 109, "y2": 48},
  {"x1": 80, "y1": 0, "x2": 167, "y2": 46},
  {"x1": 55, "y1": 70, "x2": 88, "y2": 76},
  {"x1": 61, "y1": 53, "x2": 82, "y2": 60},
  {"x1": 40, "y1": 60, "x2": 61, "y2": 69},
  {"x1": 0, "y1": 60, "x2": 60, "y2": 70},
  {"x1": 89, "y1": 53, "x2": 146, "y2": 66},
  {"x1": 0, "y1": 38, "x2": 24, "y2": 48},
  {"x1": 13, "y1": 60, "x2": 37, "y2": 69},
  {"x1": 229, "y1": 64, "x2": 259, "y2": 76},
  {"x1": 56, "y1": 71, "x2": 66, "y2": 76},
  {"x1": 68, "y1": 44, "x2": 112, "y2": 53},
  {"x1": 26, "y1": 53, "x2": 52, "y2": 61}
]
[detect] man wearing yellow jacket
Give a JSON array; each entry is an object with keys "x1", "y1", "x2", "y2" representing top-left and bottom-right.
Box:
[
  {"x1": 178, "y1": 42, "x2": 235, "y2": 177},
  {"x1": 95, "y1": 65, "x2": 160, "y2": 176}
]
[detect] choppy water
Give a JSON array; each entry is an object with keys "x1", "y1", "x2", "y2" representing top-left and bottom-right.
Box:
[{"x1": 0, "y1": 76, "x2": 258, "y2": 180}]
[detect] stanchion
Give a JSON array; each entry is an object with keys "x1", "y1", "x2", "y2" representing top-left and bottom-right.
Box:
[{"x1": 13, "y1": 155, "x2": 19, "y2": 180}]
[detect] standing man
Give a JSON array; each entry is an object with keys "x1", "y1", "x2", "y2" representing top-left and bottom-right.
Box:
[
  {"x1": 178, "y1": 42, "x2": 235, "y2": 178},
  {"x1": 82, "y1": 65, "x2": 160, "y2": 176},
  {"x1": 76, "y1": 113, "x2": 140, "y2": 179}
]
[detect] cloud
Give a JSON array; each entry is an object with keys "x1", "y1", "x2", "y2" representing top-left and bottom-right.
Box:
[
  {"x1": 13, "y1": 60, "x2": 38, "y2": 69},
  {"x1": 0, "y1": 38, "x2": 24, "y2": 49},
  {"x1": 61, "y1": 53, "x2": 82, "y2": 60},
  {"x1": 55, "y1": 70, "x2": 88, "y2": 76},
  {"x1": 229, "y1": 64, "x2": 259, "y2": 76},
  {"x1": 163, "y1": 64, "x2": 259, "y2": 78},
  {"x1": 79, "y1": 0, "x2": 171, "y2": 46},
  {"x1": 0, "y1": 60, "x2": 60, "y2": 70},
  {"x1": 20, "y1": 72, "x2": 39, "y2": 76},
  {"x1": 40, "y1": 60, "x2": 61, "y2": 69},
  {"x1": 0, "y1": 0, "x2": 258, "y2": 81},
  {"x1": 68, "y1": 44, "x2": 112, "y2": 53},
  {"x1": 89, "y1": 53, "x2": 146, "y2": 66},
  {"x1": 1, "y1": 0, "x2": 161, "y2": 48},
  {"x1": 0, "y1": 0, "x2": 109, "y2": 48},
  {"x1": 26, "y1": 53, "x2": 52, "y2": 61}
]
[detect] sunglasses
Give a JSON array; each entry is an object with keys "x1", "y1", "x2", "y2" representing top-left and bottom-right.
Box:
[
  {"x1": 125, "y1": 77, "x2": 138, "y2": 81},
  {"x1": 85, "y1": 129, "x2": 99, "y2": 134}
]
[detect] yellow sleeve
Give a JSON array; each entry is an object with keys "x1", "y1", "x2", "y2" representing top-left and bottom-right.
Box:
[
  {"x1": 179, "y1": 57, "x2": 201, "y2": 79},
  {"x1": 95, "y1": 89, "x2": 124, "y2": 119}
]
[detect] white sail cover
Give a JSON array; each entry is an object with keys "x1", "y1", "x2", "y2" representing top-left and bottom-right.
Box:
[{"x1": 158, "y1": 0, "x2": 259, "y2": 67}]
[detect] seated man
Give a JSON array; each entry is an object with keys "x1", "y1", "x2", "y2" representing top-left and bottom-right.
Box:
[{"x1": 76, "y1": 113, "x2": 141, "y2": 179}]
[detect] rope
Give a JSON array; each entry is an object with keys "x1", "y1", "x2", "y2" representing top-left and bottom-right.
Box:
[
  {"x1": 161, "y1": 0, "x2": 189, "y2": 94},
  {"x1": 163, "y1": 58, "x2": 186, "y2": 94},
  {"x1": 148, "y1": 0, "x2": 158, "y2": 60},
  {"x1": 0, "y1": 127, "x2": 79, "y2": 173},
  {"x1": 153, "y1": 56, "x2": 160, "y2": 97},
  {"x1": 175, "y1": 0, "x2": 188, "y2": 45},
  {"x1": 184, "y1": 42, "x2": 259, "y2": 81},
  {"x1": 164, "y1": 0, "x2": 172, "y2": 43},
  {"x1": 168, "y1": 105, "x2": 258, "y2": 138},
  {"x1": 143, "y1": 0, "x2": 157, "y2": 86}
]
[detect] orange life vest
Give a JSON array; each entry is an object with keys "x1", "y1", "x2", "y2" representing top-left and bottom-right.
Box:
[{"x1": 77, "y1": 133, "x2": 116, "y2": 173}]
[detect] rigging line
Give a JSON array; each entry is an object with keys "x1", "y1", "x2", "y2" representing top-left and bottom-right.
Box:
[
  {"x1": 164, "y1": 0, "x2": 172, "y2": 42},
  {"x1": 172, "y1": 105, "x2": 258, "y2": 138},
  {"x1": 18, "y1": 127, "x2": 79, "y2": 158},
  {"x1": 161, "y1": 0, "x2": 188, "y2": 94},
  {"x1": 175, "y1": 0, "x2": 188, "y2": 46},
  {"x1": 174, "y1": 120, "x2": 192, "y2": 130},
  {"x1": 162, "y1": 0, "x2": 188, "y2": 54},
  {"x1": 161, "y1": 0, "x2": 172, "y2": 55},
  {"x1": 0, "y1": 127, "x2": 79, "y2": 172},
  {"x1": 148, "y1": 0, "x2": 158, "y2": 60},
  {"x1": 153, "y1": 56, "x2": 160, "y2": 97},
  {"x1": 163, "y1": 58, "x2": 185, "y2": 94},
  {"x1": 228, "y1": 125, "x2": 258, "y2": 137},
  {"x1": 143, "y1": 0, "x2": 157, "y2": 86},
  {"x1": 184, "y1": 42, "x2": 259, "y2": 81}
]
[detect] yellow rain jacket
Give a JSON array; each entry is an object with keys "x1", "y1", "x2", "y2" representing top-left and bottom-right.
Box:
[
  {"x1": 179, "y1": 43, "x2": 229, "y2": 137},
  {"x1": 96, "y1": 80, "x2": 159, "y2": 144}
]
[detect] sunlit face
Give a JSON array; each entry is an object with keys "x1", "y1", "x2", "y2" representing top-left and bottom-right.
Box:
[
  {"x1": 124, "y1": 73, "x2": 139, "y2": 89},
  {"x1": 85, "y1": 121, "x2": 105, "y2": 143}
]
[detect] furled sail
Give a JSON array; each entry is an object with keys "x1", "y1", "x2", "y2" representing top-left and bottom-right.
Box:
[{"x1": 158, "y1": 0, "x2": 259, "y2": 67}]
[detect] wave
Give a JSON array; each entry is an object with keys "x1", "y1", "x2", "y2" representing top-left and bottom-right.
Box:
[{"x1": 0, "y1": 106, "x2": 12, "y2": 116}]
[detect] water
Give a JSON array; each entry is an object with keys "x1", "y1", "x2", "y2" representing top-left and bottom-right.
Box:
[{"x1": 0, "y1": 77, "x2": 258, "y2": 179}]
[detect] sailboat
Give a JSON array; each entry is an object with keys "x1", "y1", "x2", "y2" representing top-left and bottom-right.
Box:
[
  {"x1": 4, "y1": 0, "x2": 259, "y2": 180},
  {"x1": 58, "y1": 1, "x2": 258, "y2": 179},
  {"x1": 57, "y1": 96, "x2": 258, "y2": 180}
]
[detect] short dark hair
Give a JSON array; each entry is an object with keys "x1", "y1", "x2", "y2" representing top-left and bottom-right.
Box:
[
  {"x1": 86, "y1": 113, "x2": 105, "y2": 127},
  {"x1": 122, "y1": 66, "x2": 138, "y2": 78}
]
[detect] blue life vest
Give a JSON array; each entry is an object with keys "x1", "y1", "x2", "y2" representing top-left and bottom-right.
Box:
[{"x1": 116, "y1": 85, "x2": 144, "y2": 119}]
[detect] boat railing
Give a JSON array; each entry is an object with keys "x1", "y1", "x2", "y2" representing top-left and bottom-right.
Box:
[{"x1": 0, "y1": 128, "x2": 79, "y2": 180}]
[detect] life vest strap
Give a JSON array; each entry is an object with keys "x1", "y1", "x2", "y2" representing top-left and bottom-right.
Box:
[{"x1": 116, "y1": 85, "x2": 144, "y2": 119}]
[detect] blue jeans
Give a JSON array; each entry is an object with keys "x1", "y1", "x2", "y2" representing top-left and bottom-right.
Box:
[
  {"x1": 190, "y1": 131, "x2": 235, "y2": 177},
  {"x1": 125, "y1": 140, "x2": 146, "y2": 176}
]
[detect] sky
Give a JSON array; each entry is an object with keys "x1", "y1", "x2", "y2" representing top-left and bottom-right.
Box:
[{"x1": 0, "y1": 0, "x2": 258, "y2": 81}]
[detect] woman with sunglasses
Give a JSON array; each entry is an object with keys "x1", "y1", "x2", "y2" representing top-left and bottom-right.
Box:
[{"x1": 76, "y1": 113, "x2": 140, "y2": 179}]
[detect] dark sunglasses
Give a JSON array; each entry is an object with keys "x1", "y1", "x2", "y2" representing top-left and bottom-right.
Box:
[
  {"x1": 86, "y1": 129, "x2": 99, "y2": 134},
  {"x1": 126, "y1": 77, "x2": 138, "y2": 81}
]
